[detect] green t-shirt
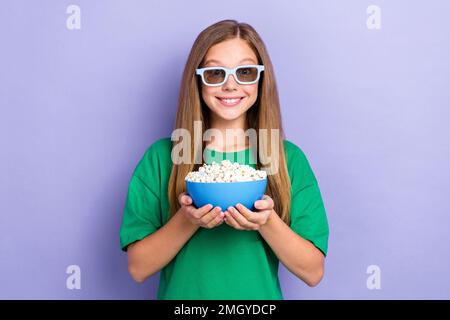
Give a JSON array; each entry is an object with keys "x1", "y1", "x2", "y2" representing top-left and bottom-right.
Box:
[{"x1": 120, "y1": 137, "x2": 329, "y2": 300}]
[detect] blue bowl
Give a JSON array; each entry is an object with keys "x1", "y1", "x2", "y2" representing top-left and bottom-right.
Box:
[{"x1": 186, "y1": 178, "x2": 267, "y2": 211}]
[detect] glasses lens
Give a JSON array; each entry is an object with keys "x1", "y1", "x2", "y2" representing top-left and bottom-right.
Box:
[
  {"x1": 236, "y1": 67, "x2": 258, "y2": 83},
  {"x1": 203, "y1": 68, "x2": 226, "y2": 84}
]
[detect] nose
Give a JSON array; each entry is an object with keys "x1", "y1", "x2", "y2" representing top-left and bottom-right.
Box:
[{"x1": 222, "y1": 73, "x2": 238, "y2": 91}]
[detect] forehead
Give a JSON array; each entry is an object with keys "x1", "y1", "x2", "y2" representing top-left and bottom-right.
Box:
[{"x1": 203, "y1": 38, "x2": 258, "y2": 67}]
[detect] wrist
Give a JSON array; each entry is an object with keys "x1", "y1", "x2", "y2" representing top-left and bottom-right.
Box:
[
  {"x1": 260, "y1": 209, "x2": 276, "y2": 230},
  {"x1": 175, "y1": 208, "x2": 199, "y2": 232}
]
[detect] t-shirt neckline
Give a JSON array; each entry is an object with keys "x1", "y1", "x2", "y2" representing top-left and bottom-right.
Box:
[{"x1": 205, "y1": 147, "x2": 252, "y2": 154}]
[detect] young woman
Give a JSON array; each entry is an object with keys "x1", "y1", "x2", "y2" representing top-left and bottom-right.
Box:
[{"x1": 120, "y1": 20, "x2": 329, "y2": 300}]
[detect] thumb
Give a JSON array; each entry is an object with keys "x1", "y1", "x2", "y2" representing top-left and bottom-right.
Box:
[{"x1": 182, "y1": 194, "x2": 192, "y2": 206}]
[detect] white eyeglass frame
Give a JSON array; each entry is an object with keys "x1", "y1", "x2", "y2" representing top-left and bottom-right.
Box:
[{"x1": 195, "y1": 64, "x2": 265, "y2": 86}]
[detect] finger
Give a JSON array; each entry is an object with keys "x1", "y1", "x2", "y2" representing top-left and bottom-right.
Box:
[
  {"x1": 216, "y1": 219, "x2": 225, "y2": 227},
  {"x1": 200, "y1": 206, "x2": 222, "y2": 226},
  {"x1": 235, "y1": 203, "x2": 261, "y2": 224},
  {"x1": 178, "y1": 192, "x2": 189, "y2": 205},
  {"x1": 205, "y1": 210, "x2": 225, "y2": 228},
  {"x1": 191, "y1": 203, "x2": 213, "y2": 219},
  {"x1": 254, "y1": 195, "x2": 274, "y2": 211},
  {"x1": 231, "y1": 206, "x2": 260, "y2": 230},
  {"x1": 182, "y1": 195, "x2": 192, "y2": 206},
  {"x1": 224, "y1": 210, "x2": 245, "y2": 230}
]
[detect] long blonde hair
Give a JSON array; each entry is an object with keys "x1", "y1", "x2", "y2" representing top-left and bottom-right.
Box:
[{"x1": 168, "y1": 19, "x2": 292, "y2": 224}]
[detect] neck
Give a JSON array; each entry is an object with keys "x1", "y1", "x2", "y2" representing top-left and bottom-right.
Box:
[{"x1": 207, "y1": 113, "x2": 249, "y2": 152}]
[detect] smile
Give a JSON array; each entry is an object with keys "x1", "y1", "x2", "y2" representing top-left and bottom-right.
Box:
[{"x1": 216, "y1": 96, "x2": 245, "y2": 107}]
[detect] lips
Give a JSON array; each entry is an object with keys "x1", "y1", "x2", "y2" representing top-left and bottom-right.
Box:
[{"x1": 216, "y1": 96, "x2": 245, "y2": 107}]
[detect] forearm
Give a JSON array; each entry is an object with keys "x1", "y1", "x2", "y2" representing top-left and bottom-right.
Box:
[
  {"x1": 127, "y1": 210, "x2": 199, "y2": 283},
  {"x1": 258, "y1": 211, "x2": 324, "y2": 286}
]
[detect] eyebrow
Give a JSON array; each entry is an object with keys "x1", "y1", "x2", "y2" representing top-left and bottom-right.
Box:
[{"x1": 203, "y1": 58, "x2": 257, "y2": 66}]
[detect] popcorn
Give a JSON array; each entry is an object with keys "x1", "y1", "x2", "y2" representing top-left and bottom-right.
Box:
[{"x1": 185, "y1": 160, "x2": 267, "y2": 183}]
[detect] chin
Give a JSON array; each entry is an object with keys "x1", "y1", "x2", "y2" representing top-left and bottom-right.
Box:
[{"x1": 213, "y1": 107, "x2": 245, "y2": 121}]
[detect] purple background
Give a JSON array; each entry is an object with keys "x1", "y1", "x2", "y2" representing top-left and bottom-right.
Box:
[{"x1": 1, "y1": 0, "x2": 449, "y2": 299}]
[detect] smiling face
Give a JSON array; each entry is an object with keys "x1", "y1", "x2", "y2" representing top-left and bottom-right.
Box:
[{"x1": 200, "y1": 38, "x2": 260, "y2": 126}]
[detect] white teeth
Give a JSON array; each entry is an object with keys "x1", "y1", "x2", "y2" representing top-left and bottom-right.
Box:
[{"x1": 220, "y1": 98, "x2": 241, "y2": 104}]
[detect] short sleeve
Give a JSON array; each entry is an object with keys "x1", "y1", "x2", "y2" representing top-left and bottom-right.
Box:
[
  {"x1": 287, "y1": 142, "x2": 329, "y2": 256},
  {"x1": 119, "y1": 143, "x2": 163, "y2": 251}
]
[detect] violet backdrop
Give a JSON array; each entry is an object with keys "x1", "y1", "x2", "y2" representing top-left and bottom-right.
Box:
[{"x1": 1, "y1": 0, "x2": 449, "y2": 299}]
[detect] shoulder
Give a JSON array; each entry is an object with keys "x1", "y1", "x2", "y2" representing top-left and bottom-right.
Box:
[
  {"x1": 282, "y1": 138, "x2": 317, "y2": 187},
  {"x1": 283, "y1": 139, "x2": 307, "y2": 162},
  {"x1": 133, "y1": 137, "x2": 172, "y2": 175},
  {"x1": 142, "y1": 137, "x2": 172, "y2": 161},
  {"x1": 147, "y1": 137, "x2": 172, "y2": 153}
]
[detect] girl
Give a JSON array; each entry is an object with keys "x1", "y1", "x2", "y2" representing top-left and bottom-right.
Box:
[{"x1": 120, "y1": 20, "x2": 329, "y2": 300}]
